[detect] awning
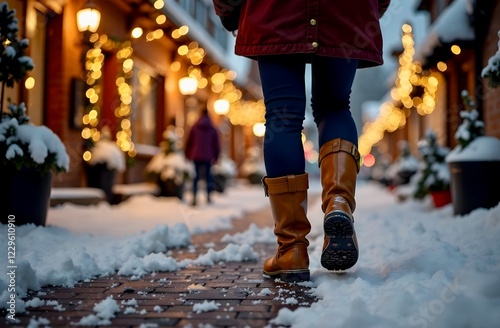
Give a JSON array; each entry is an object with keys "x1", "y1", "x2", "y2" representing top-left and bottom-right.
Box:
[{"x1": 414, "y1": 0, "x2": 475, "y2": 65}]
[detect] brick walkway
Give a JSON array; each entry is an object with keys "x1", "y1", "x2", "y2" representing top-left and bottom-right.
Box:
[{"x1": 5, "y1": 198, "x2": 319, "y2": 327}]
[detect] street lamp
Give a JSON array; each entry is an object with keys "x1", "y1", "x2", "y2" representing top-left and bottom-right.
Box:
[
  {"x1": 178, "y1": 76, "x2": 198, "y2": 95},
  {"x1": 214, "y1": 99, "x2": 229, "y2": 115},
  {"x1": 76, "y1": 0, "x2": 101, "y2": 33}
]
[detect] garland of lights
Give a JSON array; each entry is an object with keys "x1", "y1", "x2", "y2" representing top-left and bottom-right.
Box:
[
  {"x1": 358, "y1": 24, "x2": 440, "y2": 156},
  {"x1": 82, "y1": 34, "x2": 104, "y2": 162},
  {"x1": 82, "y1": 34, "x2": 136, "y2": 162},
  {"x1": 115, "y1": 41, "x2": 135, "y2": 157}
]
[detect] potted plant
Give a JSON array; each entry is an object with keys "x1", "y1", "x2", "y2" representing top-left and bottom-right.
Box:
[
  {"x1": 446, "y1": 91, "x2": 500, "y2": 215},
  {"x1": 413, "y1": 129, "x2": 451, "y2": 208},
  {"x1": 84, "y1": 126, "x2": 126, "y2": 203},
  {"x1": 145, "y1": 127, "x2": 194, "y2": 200},
  {"x1": 481, "y1": 31, "x2": 500, "y2": 88},
  {"x1": 0, "y1": 2, "x2": 69, "y2": 225},
  {"x1": 211, "y1": 153, "x2": 237, "y2": 193},
  {"x1": 240, "y1": 146, "x2": 266, "y2": 185}
]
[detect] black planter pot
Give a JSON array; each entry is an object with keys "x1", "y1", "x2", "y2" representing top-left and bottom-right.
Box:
[
  {"x1": 158, "y1": 177, "x2": 184, "y2": 200},
  {"x1": 85, "y1": 163, "x2": 116, "y2": 203},
  {"x1": 449, "y1": 161, "x2": 500, "y2": 215},
  {"x1": 0, "y1": 167, "x2": 52, "y2": 226}
]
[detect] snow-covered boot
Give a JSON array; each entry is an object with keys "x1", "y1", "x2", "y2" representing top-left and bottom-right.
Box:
[
  {"x1": 262, "y1": 173, "x2": 310, "y2": 282},
  {"x1": 319, "y1": 138, "x2": 360, "y2": 271}
]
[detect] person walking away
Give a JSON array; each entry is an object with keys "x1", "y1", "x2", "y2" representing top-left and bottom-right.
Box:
[
  {"x1": 213, "y1": 0, "x2": 391, "y2": 282},
  {"x1": 185, "y1": 108, "x2": 221, "y2": 206}
]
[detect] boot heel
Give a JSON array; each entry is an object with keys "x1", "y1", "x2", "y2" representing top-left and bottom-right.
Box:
[
  {"x1": 280, "y1": 270, "x2": 310, "y2": 283},
  {"x1": 321, "y1": 211, "x2": 358, "y2": 271}
]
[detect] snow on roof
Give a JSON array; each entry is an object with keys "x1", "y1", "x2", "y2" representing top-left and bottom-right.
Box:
[{"x1": 414, "y1": 0, "x2": 475, "y2": 64}]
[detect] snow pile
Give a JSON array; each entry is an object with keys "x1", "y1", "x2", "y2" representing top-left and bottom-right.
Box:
[
  {"x1": 75, "y1": 296, "x2": 120, "y2": 326},
  {"x1": 1, "y1": 179, "x2": 499, "y2": 327},
  {"x1": 272, "y1": 181, "x2": 500, "y2": 328},
  {"x1": 221, "y1": 223, "x2": 275, "y2": 244},
  {"x1": 446, "y1": 136, "x2": 500, "y2": 162},
  {"x1": 88, "y1": 139, "x2": 126, "y2": 172},
  {"x1": 192, "y1": 300, "x2": 220, "y2": 313}
]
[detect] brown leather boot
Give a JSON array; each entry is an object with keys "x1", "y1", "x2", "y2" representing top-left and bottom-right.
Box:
[
  {"x1": 262, "y1": 173, "x2": 310, "y2": 282},
  {"x1": 319, "y1": 138, "x2": 360, "y2": 271}
]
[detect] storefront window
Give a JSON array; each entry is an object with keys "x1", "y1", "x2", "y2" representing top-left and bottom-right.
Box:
[{"x1": 131, "y1": 65, "x2": 158, "y2": 146}]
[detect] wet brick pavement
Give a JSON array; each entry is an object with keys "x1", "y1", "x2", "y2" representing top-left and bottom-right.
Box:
[{"x1": 3, "y1": 197, "x2": 320, "y2": 327}]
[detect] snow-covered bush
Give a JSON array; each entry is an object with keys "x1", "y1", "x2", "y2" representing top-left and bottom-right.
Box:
[
  {"x1": 212, "y1": 153, "x2": 237, "y2": 178},
  {"x1": 87, "y1": 127, "x2": 125, "y2": 172},
  {"x1": 453, "y1": 90, "x2": 484, "y2": 151},
  {"x1": 413, "y1": 129, "x2": 450, "y2": 199},
  {"x1": 145, "y1": 127, "x2": 193, "y2": 185},
  {"x1": 482, "y1": 30, "x2": 500, "y2": 88},
  {"x1": 446, "y1": 89, "x2": 500, "y2": 163},
  {"x1": 0, "y1": 2, "x2": 68, "y2": 174},
  {"x1": 384, "y1": 140, "x2": 419, "y2": 187}
]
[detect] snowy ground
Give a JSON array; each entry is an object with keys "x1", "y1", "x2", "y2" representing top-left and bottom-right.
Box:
[{"x1": 1, "y1": 179, "x2": 499, "y2": 327}]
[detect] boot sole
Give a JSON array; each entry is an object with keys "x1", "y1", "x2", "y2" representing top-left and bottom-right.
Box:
[
  {"x1": 263, "y1": 269, "x2": 310, "y2": 283},
  {"x1": 321, "y1": 211, "x2": 358, "y2": 271}
]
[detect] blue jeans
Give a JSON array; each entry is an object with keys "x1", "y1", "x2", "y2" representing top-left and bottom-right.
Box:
[
  {"x1": 192, "y1": 161, "x2": 214, "y2": 196},
  {"x1": 257, "y1": 55, "x2": 359, "y2": 178}
]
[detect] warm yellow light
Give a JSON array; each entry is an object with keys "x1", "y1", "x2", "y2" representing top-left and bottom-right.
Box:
[
  {"x1": 437, "y1": 61, "x2": 447, "y2": 72},
  {"x1": 131, "y1": 27, "x2": 143, "y2": 39},
  {"x1": 178, "y1": 45, "x2": 189, "y2": 56},
  {"x1": 76, "y1": 1, "x2": 101, "y2": 33},
  {"x1": 123, "y1": 58, "x2": 134, "y2": 72},
  {"x1": 214, "y1": 99, "x2": 230, "y2": 115},
  {"x1": 253, "y1": 123, "x2": 266, "y2": 137},
  {"x1": 156, "y1": 14, "x2": 166, "y2": 25},
  {"x1": 153, "y1": 0, "x2": 164, "y2": 9},
  {"x1": 451, "y1": 45, "x2": 461, "y2": 55},
  {"x1": 25, "y1": 77, "x2": 35, "y2": 89},
  {"x1": 178, "y1": 76, "x2": 198, "y2": 95},
  {"x1": 83, "y1": 151, "x2": 92, "y2": 161},
  {"x1": 171, "y1": 29, "x2": 180, "y2": 39},
  {"x1": 170, "y1": 61, "x2": 181, "y2": 72},
  {"x1": 153, "y1": 29, "x2": 164, "y2": 39},
  {"x1": 179, "y1": 25, "x2": 189, "y2": 35},
  {"x1": 211, "y1": 72, "x2": 226, "y2": 85},
  {"x1": 402, "y1": 24, "x2": 412, "y2": 34}
]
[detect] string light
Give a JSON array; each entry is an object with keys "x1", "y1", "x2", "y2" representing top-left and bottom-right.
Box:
[
  {"x1": 115, "y1": 41, "x2": 135, "y2": 157},
  {"x1": 358, "y1": 23, "x2": 440, "y2": 156}
]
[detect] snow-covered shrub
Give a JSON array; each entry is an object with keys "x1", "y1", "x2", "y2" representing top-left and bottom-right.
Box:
[
  {"x1": 384, "y1": 140, "x2": 419, "y2": 187},
  {"x1": 453, "y1": 90, "x2": 484, "y2": 151},
  {"x1": 482, "y1": 30, "x2": 500, "y2": 88},
  {"x1": 87, "y1": 127, "x2": 125, "y2": 172},
  {"x1": 212, "y1": 153, "x2": 237, "y2": 178},
  {"x1": 0, "y1": 2, "x2": 68, "y2": 174},
  {"x1": 145, "y1": 126, "x2": 193, "y2": 185},
  {"x1": 413, "y1": 129, "x2": 450, "y2": 199}
]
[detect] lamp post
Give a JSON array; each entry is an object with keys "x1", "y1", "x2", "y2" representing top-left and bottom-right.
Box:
[
  {"x1": 76, "y1": 0, "x2": 101, "y2": 33},
  {"x1": 177, "y1": 76, "x2": 198, "y2": 133},
  {"x1": 178, "y1": 76, "x2": 198, "y2": 96}
]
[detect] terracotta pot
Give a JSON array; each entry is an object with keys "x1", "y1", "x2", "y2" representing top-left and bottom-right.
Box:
[{"x1": 430, "y1": 190, "x2": 452, "y2": 208}]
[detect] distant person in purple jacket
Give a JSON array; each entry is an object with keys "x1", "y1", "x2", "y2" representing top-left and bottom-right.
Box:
[{"x1": 185, "y1": 108, "x2": 221, "y2": 206}]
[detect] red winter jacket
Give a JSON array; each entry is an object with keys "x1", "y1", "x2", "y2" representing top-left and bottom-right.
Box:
[
  {"x1": 213, "y1": 0, "x2": 391, "y2": 68},
  {"x1": 185, "y1": 114, "x2": 221, "y2": 163}
]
